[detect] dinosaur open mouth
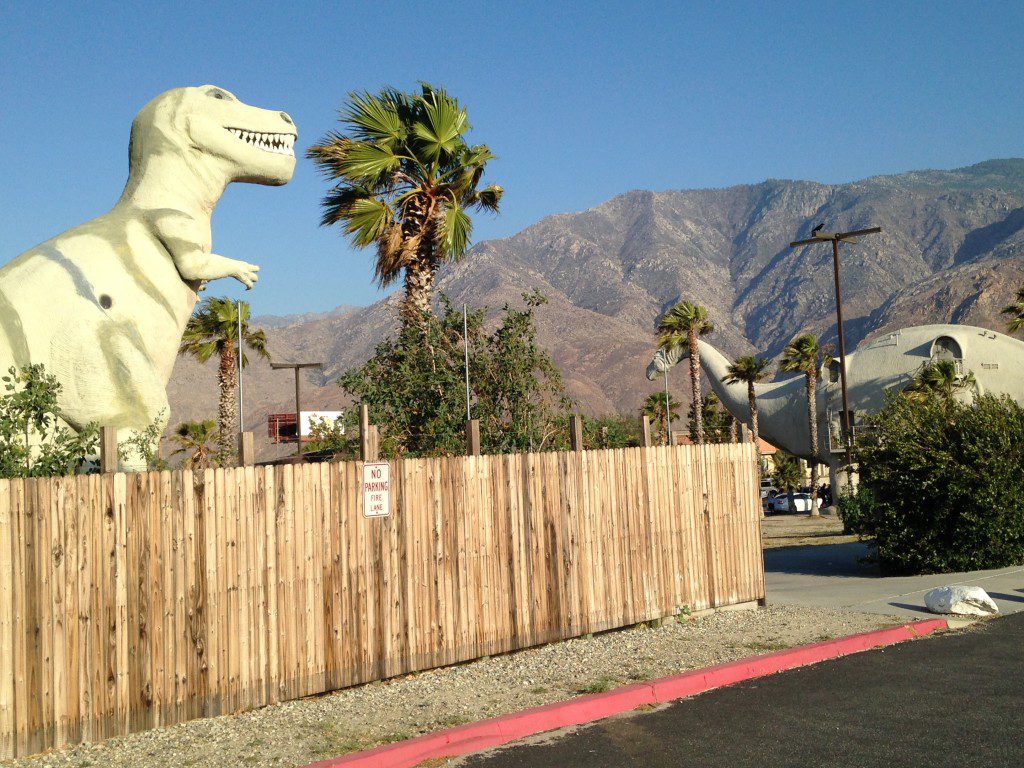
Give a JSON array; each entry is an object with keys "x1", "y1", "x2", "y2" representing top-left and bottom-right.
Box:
[{"x1": 225, "y1": 127, "x2": 296, "y2": 156}]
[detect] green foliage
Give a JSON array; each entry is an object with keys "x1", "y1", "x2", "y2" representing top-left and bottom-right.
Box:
[
  {"x1": 582, "y1": 414, "x2": 641, "y2": 450},
  {"x1": 179, "y1": 297, "x2": 269, "y2": 367},
  {"x1": 305, "y1": 412, "x2": 359, "y2": 457},
  {"x1": 119, "y1": 409, "x2": 170, "y2": 471},
  {"x1": 771, "y1": 450, "x2": 803, "y2": 492},
  {"x1": 903, "y1": 359, "x2": 977, "y2": 402},
  {"x1": 308, "y1": 84, "x2": 502, "y2": 322},
  {"x1": 842, "y1": 391, "x2": 1024, "y2": 574},
  {"x1": 339, "y1": 294, "x2": 573, "y2": 458},
  {"x1": 656, "y1": 301, "x2": 713, "y2": 351},
  {"x1": 640, "y1": 392, "x2": 681, "y2": 445},
  {"x1": 171, "y1": 420, "x2": 221, "y2": 471},
  {"x1": 0, "y1": 365, "x2": 98, "y2": 478},
  {"x1": 688, "y1": 392, "x2": 734, "y2": 443},
  {"x1": 1001, "y1": 285, "x2": 1024, "y2": 335}
]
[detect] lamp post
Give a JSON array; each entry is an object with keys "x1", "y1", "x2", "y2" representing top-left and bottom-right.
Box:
[
  {"x1": 271, "y1": 361, "x2": 323, "y2": 456},
  {"x1": 789, "y1": 226, "x2": 882, "y2": 466}
]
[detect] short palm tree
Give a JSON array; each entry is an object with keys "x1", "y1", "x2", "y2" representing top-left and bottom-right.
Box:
[
  {"x1": 308, "y1": 84, "x2": 503, "y2": 326},
  {"x1": 1001, "y1": 286, "x2": 1024, "y2": 334},
  {"x1": 904, "y1": 360, "x2": 977, "y2": 402},
  {"x1": 641, "y1": 392, "x2": 680, "y2": 446},
  {"x1": 171, "y1": 420, "x2": 219, "y2": 471},
  {"x1": 780, "y1": 334, "x2": 831, "y2": 516},
  {"x1": 723, "y1": 355, "x2": 771, "y2": 449},
  {"x1": 179, "y1": 298, "x2": 270, "y2": 460},
  {"x1": 657, "y1": 301, "x2": 714, "y2": 443}
]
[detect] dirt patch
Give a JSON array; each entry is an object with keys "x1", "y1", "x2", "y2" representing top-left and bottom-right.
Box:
[
  {"x1": 5, "y1": 605, "x2": 902, "y2": 768},
  {"x1": 761, "y1": 512, "x2": 860, "y2": 549}
]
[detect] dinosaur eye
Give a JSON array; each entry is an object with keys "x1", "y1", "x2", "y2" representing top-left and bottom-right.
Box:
[{"x1": 206, "y1": 89, "x2": 231, "y2": 101}]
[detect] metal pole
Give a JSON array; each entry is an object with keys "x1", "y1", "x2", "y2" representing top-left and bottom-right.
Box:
[
  {"x1": 294, "y1": 368, "x2": 302, "y2": 456},
  {"x1": 237, "y1": 300, "x2": 244, "y2": 438},
  {"x1": 463, "y1": 304, "x2": 471, "y2": 421},
  {"x1": 831, "y1": 237, "x2": 853, "y2": 467}
]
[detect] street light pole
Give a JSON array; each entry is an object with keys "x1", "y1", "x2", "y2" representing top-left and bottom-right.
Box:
[
  {"x1": 790, "y1": 226, "x2": 882, "y2": 468},
  {"x1": 271, "y1": 361, "x2": 324, "y2": 457}
]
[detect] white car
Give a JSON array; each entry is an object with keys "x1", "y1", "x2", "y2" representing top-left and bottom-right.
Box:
[{"x1": 766, "y1": 493, "x2": 823, "y2": 514}]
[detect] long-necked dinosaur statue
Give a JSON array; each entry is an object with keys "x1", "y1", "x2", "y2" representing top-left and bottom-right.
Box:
[
  {"x1": 0, "y1": 85, "x2": 296, "y2": 468},
  {"x1": 648, "y1": 324, "x2": 1024, "y2": 480}
]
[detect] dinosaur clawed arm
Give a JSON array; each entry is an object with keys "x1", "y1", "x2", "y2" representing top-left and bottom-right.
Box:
[{"x1": 173, "y1": 250, "x2": 260, "y2": 289}]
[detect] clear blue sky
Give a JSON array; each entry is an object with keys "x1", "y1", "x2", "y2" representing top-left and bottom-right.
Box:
[{"x1": 3, "y1": 1, "x2": 1022, "y2": 315}]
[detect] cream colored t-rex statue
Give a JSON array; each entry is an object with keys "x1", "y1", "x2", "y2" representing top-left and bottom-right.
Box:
[{"x1": 0, "y1": 85, "x2": 296, "y2": 468}]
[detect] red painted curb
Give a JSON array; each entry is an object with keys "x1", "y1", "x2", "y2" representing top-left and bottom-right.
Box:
[{"x1": 303, "y1": 618, "x2": 948, "y2": 768}]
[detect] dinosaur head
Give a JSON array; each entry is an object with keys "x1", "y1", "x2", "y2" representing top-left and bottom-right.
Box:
[{"x1": 128, "y1": 85, "x2": 297, "y2": 189}]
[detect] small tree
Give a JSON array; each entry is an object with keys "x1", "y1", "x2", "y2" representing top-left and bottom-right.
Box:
[
  {"x1": 171, "y1": 420, "x2": 220, "y2": 471},
  {"x1": 780, "y1": 334, "x2": 831, "y2": 516},
  {"x1": 119, "y1": 410, "x2": 170, "y2": 471},
  {"x1": 179, "y1": 298, "x2": 270, "y2": 462},
  {"x1": 657, "y1": 301, "x2": 713, "y2": 443},
  {"x1": 841, "y1": 391, "x2": 1024, "y2": 574},
  {"x1": 903, "y1": 360, "x2": 977, "y2": 403},
  {"x1": 0, "y1": 365, "x2": 99, "y2": 478},
  {"x1": 688, "y1": 391, "x2": 732, "y2": 443},
  {"x1": 641, "y1": 392, "x2": 681, "y2": 445}
]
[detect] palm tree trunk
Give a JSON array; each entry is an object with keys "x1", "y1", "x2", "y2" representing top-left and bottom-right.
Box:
[
  {"x1": 402, "y1": 259, "x2": 434, "y2": 323},
  {"x1": 689, "y1": 330, "x2": 704, "y2": 444},
  {"x1": 218, "y1": 341, "x2": 238, "y2": 465},
  {"x1": 748, "y1": 383, "x2": 760, "y2": 447},
  {"x1": 806, "y1": 371, "x2": 820, "y2": 516}
]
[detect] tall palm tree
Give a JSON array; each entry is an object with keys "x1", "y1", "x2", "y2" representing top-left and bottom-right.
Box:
[
  {"x1": 308, "y1": 84, "x2": 503, "y2": 326},
  {"x1": 641, "y1": 392, "x2": 680, "y2": 446},
  {"x1": 171, "y1": 420, "x2": 219, "y2": 471},
  {"x1": 179, "y1": 298, "x2": 270, "y2": 460},
  {"x1": 658, "y1": 301, "x2": 714, "y2": 443},
  {"x1": 779, "y1": 334, "x2": 831, "y2": 516},
  {"x1": 1001, "y1": 286, "x2": 1024, "y2": 334},
  {"x1": 722, "y1": 355, "x2": 771, "y2": 449},
  {"x1": 904, "y1": 360, "x2": 977, "y2": 402}
]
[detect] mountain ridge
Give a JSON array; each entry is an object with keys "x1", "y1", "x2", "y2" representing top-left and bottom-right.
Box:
[{"x1": 165, "y1": 158, "x2": 1024, "y2": 458}]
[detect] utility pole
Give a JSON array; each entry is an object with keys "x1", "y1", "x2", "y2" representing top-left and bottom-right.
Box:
[
  {"x1": 463, "y1": 304, "x2": 471, "y2": 422},
  {"x1": 271, "y1": 361, "x2": 323, "y2": 456},
  {"x1": 789, "y1": 225, "x2": 882, "y2": 467}
]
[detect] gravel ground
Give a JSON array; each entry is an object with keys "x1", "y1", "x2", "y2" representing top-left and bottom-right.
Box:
[
  {"x1": 761, "y1": 512, "x2": 859, "y2": 549},
  {"x1": 8, "y1": 605, "x2": 901, "y2": 768}
]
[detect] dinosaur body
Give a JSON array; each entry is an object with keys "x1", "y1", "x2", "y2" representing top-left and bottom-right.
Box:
[
  {"x1": 0, "y1": 85, "x2": 296, "y2": 467},
  {"x1": 648, "y1": 324, "x2": 1024, "y2": 473}
]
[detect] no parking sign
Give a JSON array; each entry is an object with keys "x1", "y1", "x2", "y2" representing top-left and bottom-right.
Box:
[{"x1": 362, "y1": 462, "x2": 391, "y2": 517}]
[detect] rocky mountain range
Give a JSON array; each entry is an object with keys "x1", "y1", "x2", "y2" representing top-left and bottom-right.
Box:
[{"x1": 166, "y1": 158, "x2": 1024, "y2": 458}]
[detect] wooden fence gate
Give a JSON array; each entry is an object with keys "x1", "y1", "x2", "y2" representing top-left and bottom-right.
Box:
[{"x1": 0, "y1": 442, "x2": 763, "y2": 758}]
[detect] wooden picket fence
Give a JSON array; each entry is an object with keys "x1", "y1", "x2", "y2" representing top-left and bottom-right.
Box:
[{"x1": 0, "y1": 442, "x2": 763, "y2": 758}]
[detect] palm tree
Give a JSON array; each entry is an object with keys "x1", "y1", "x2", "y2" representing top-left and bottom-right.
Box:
[
  {"x1": 179, "y1": 298, "x2": 270, "y2": 460},
  {"x1": 657, "y1": 302, "x2": 714, "y2": 443},
  {"x1": 171, "y1": 420, "x2": 219, "y2": 471},
  {"x1": 1001, "y1": 286, "x2": 1024, "y2": 334},
  {"x1": 779, "y1": 334, "x2": 831, "y2": 516},
  {"x1": 722, "y1": 355, "x2": 771, "y2": 449},
  {"x1": 641, "y1": 392, "x2": 680, "y2": 445},
  {"x1": 771, "y1": 450, "x2": 803, "y2": 512},
  {"x1": 904, "y1": 360, "x2": 977, "y2": 402},
  {"x1": 307, "y1": 84, "x2": 503, "y2": 326}
]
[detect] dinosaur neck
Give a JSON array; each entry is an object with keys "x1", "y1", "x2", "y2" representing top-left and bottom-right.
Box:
[
  {"x1": 694, "y1": 340, "x2": 754, "y2": 419},
  {"x1": 117, "y1": 150, "x2": 229, "y2": 219}
]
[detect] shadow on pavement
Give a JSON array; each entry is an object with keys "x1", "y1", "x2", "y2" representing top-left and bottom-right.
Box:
[
  {"x1": 763, "y1": 542, "x2": 880, "y2": 578},
  {"x1": 887, "y1": 602, "x2": 931, "y2": 615},
  {"x1": 987, "y1": 592, "x2": 1024, "y2": 604}
]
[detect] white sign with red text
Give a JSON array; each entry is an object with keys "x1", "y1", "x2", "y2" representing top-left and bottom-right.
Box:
[{"x1": 362, "y1": 462, "x2": 391, "y2": 517}]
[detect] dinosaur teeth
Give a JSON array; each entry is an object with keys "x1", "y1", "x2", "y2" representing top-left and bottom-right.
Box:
[{"x1": 224, "y1": 127, "x2": 296, "y2": 156}]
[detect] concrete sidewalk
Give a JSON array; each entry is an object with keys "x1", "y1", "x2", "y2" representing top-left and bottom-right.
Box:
[{"x1": 765, "y1": 541, "x2": 1024, "y2": 618}]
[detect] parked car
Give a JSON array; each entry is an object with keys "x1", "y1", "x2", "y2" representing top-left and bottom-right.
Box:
[{"x1": 766, "y1": 492, "x2": 823, "y2": 514}]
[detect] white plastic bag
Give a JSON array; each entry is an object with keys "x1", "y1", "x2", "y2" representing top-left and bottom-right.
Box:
[{"x1": 924, "y1": 585, "x2": 999, "y2": 617}]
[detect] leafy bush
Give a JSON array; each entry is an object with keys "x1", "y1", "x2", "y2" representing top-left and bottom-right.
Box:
[
  {"x1": 339, "y1": 293, "x2": 574, "y2": 459},
  {"x1": 841, "y1": 391, "x2": 1024, "y2": 574},
  {"x1": 0, "y1": 365, "x2": 98, "y2": 478}
]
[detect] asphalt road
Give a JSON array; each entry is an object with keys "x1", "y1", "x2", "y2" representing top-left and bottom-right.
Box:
[{"x1": 460, "y1": 613, "x2": 1024, "y2": 767}]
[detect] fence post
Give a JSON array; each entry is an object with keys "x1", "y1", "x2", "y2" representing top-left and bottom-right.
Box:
[
  {"x1": 100, "y1": 426, "x2": 118, "y2": 473},
  {"x1": 640, "y1": 415, "x2": 652, "y2": 447},
  {"x1": 465, "y1": 419, "x2": 481, "y2": 456},
  {"x1": 365, "y1": 425, "x2": 380, "y2": 462},
  {"x1": 740, "y1": 423, "x2": 751, "y2": 443},
  {"x1": 569, "y1": 414, "x2": 584, "y2": 451},
  {"x1": 238, "y1": 431, "x2": 255, "y2": 466},
  {"x1": 359, "y1": 403, "x2": 372, "y2": 461}
]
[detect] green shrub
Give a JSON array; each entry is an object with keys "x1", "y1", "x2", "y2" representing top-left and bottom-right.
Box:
[{"x1": 842, "y1": 392, "x2": 1024, "y2": 574}]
